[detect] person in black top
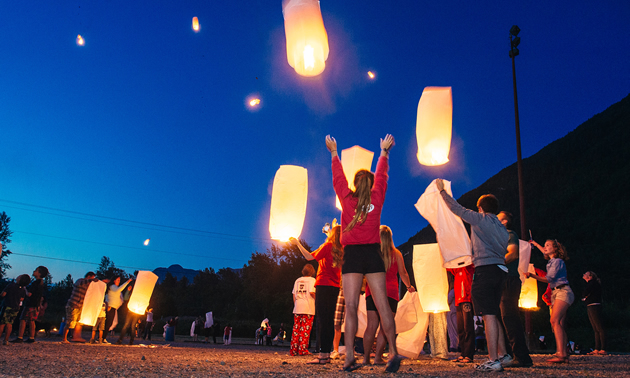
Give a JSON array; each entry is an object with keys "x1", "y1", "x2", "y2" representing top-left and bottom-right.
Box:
[
  {"x1": 12, "y1": 266, "x2": 48, "y2": 343},
  {"x1": 0, "y1": 274, "x2": 30, "y2": 345},
  {"x1": 582, "y1": 271, "x2": 606, "y2": 355}
]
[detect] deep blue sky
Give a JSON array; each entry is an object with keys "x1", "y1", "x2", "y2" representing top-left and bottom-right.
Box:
[{"x1": 1, "y1": 1, "x2": 628, "y2": 282}]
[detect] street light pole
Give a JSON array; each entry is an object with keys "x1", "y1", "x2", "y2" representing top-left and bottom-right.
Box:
[{"x1": 509, "y1": 24, "x2": 535, "y2": 350}]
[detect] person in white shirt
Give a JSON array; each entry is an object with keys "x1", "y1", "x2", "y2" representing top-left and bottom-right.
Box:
[{"x1": 289, "y1": 264, "x2": 316, "y2": 356}]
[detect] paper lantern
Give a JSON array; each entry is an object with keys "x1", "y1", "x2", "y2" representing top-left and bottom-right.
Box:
[
  {"x1": 415, "y1": 179, "x2": 472, "y2": 268},
  {"x1": 335, "y1": 145, "x2": 374, "y2": 210},
  {"x1": 282, "y1": 0, "x2": 329, "y2": 77},
  {"x1": 416, "y1": 87, "x2": 452, "y2": 166},
  {"x1": 79, "y1": 281, "x2": 107, "y2": 326},
  {"x1": 192, "y1": 17, "x2": 200, "y2": 32},
  {"x1": 517, "y1": 239, "x2": 532, "y2": 282},
  {"x1": 144, "y1": 238, "x2": 150, "y2": 246},
  {"x1": 269, "y1": 165, "x2": 308, "y2": 241},
  {"x1": 127, "y1": 271, "x2": 158, "y2": 315},
  {"x1": 519, "y1": 263, "x2": 539, "y2": 309},
  {"x1": 76, "y1": 34, "x2": 85, "y2": 46},
  {"x1": 413, "y1": 244, "x2": 449, "y2": 313}
]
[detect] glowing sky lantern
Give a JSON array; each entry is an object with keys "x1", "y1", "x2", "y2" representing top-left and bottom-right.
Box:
[
  {"x1": 368, "y1": 71, "x2": 375, "y2": 79},
  {"x1": 413, "y1": 244, "x2": 450, "y2": 313},
  {"x1": 144, "y1": 239, "x2": 150, "y2": 246},
  {"x1": 519, "y1": 263, "x2": 539, "y2": 309},
  {"x1": 79, "y1": 280, "x2": 107, "y2": 326},
  {"x1": 282, "y1": 0, "x2": 329, "y2": 77},
  {"x1": 335, "y1": 146, "x2": 374, "y2": 210},
  {"x1": 416, "y1": 87, "x2": 452, "y2": 166},
  {"x1": 127, "y1": 271, "x2": 158, "y2": 315},
  {"x1": 249, "y1": 98, "x2": 261, "y2": 107},
  {"x1": 76, "y1": 34, "x2": 85, "y2": 46},
  {"x1": 269, "y1": 165, "x2": 308, "y2": 241},
  {"x1": 192, "y1": 17, "x2": 200, "y2": 32}
]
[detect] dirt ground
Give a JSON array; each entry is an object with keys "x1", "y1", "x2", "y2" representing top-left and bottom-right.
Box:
[{"x1": 1, "y1": 335, "x2": 628, "y2": 377}]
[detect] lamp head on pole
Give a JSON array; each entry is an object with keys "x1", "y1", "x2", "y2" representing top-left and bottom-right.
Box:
[{"x1": 510, "y1": 25, "x2": 521, "y2": 37}]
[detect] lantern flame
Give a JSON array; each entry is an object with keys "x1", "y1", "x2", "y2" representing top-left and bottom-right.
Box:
[
  {"x1": 368, "y1": 71, "x2": 375, "y2": 79},
  {"x1": 76, "y1": 34, "x2": 85, "y2": 46},
  {"x1": 144, "y1": 239, "x2": 150, "y2": 246},
  {"x1": 192, "y1": 17, "x2": 200, "y2": 31},
  {"x1": 249, "y1": 98, "x2": 261, "y2": 107},
  {"x1": 303, "y1": 45, "x2": 315, "y2": 71}
]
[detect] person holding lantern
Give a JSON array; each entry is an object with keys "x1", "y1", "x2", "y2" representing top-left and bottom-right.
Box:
[
  {"x1": 324, "y1": 134, "x2": 402, "y2": 373},
  {"x1": 362, "y1": 225, "x2": 415, "y2": 366},
  {"x1": 62, "y1": 272, "x2": 102, "y2": 343},
  {"x1": 104, "y1": 276, "x2": 132, "y2": 341},
  {"x1": 290, "y1": 220, "x2": 343, "y2": 365},
  {"x1": 435, "y1": 179, "x2": 509, "y2": 372},
  {"x1": 527, "y1": 239, "x2": 573, "y2": 363}
]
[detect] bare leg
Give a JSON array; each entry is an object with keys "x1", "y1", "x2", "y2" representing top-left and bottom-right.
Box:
[
  {"x1": 17, "y1": 320, "x2": 26, "y2": 339},
  {"x1": 364, "y1": 273, "x2": 398, "y2": 357},
  {"x1": 29, "y1": 320, "x2": 36, "y2": 340},
  {"x1": 342, "y1": 273, "x2": 363, "y2": 369},
  {"x1": 497, "y1": 320, "x2": 507, "y2": 357},
  {"x1": 551, "y1": 300, "x2": 570, "y2": 357},
  {"x1": 333, "y1": 325, "x2": 342, "y2": 353},
  {"x1": 62, "y1": 327, "x2": 70, "y2": 343},
  {"x1": 483, "y1": 315, "x2": 501, "y2": 361},
  {"x1": 73, "y1": 324, "x2": 86, "y2": 342},
  {"x1": 362, "y1": 310, "x2": 380, "y2": 365},
  {"x1": 374, "y1": 325, "x2": 389, "y2": 364}
]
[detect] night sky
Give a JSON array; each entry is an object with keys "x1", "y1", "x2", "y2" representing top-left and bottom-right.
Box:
[{"x1": 1, "y1": 1, "x2": 628, "y2": 282}]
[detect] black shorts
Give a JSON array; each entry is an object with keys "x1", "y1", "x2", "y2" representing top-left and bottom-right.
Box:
[
  {"x1": 342, "y1": 244, "x2": 385, "y2": 275},
  {"x1": 471, "y1": 264, "x2": 507, "y2": 316},
  {"x1": 365, "y1": 295, "x2": 398, "y2": 314}
]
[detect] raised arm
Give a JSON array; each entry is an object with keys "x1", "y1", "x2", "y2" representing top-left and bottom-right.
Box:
[
  {"x1": 380, "y1": 134, "x2": 395, "y2": 158},
  {"x1": 325, "y1": 135, "x2": 338, "y2": 159},
  {"x1": 289, "y1": 238, "x2": 315, "y2": 261},
  {"x1": 435, "y1": 178, "x2": 483, "y2": 225},
  {"x1": 525, "y1": 271, "x2": 548, "y2": 283},
  {"x1": 395, "y1": 249, "x2": 415, "y2": 292},
  {"x1": 529, "y1": 240, "x2": 545, "y2": 253}
]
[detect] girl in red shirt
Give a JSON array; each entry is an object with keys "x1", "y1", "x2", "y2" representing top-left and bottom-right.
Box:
[
  {"x1": 291, "y1": 223, "x2": 343, "y2": 364},
  {"x1": 325, "y1": 134, "x2": 402, "y2": 373}
]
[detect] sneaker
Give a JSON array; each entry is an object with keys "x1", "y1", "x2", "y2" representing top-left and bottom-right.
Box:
[
  {"x1": 503, "y1": 359, "x2": 533, "y2": 368},
  {"x1": 475, "y1": 359, "x2": 504, "y2": 372},
  {"x1": 498, "y1": 354, "x2": 513, "y2": 366},
  {"x1": 102, "y1": 339, "x2": 109, "y2": 344},
  {"x1": 25, "y1": 339, "x2": 35, "y2": 344},
  {"x1": 9, "y1": 338, "x2": 23, "y2": 343}
]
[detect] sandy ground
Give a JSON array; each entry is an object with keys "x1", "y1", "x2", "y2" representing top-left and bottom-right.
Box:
[{"x1": 0, "y1": 335, "x2": 628, "y2": 377}]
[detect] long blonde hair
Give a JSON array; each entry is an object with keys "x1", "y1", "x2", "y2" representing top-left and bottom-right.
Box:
[
  {"x1": 344, "y1": 169, "x2": 374, "y2": 233},
  {"x1": 326, "y1": 225, "x2": 344, "y2": 268},
  {"x1": 379, "y1": 225, "x2": 395, "y2": 271}
]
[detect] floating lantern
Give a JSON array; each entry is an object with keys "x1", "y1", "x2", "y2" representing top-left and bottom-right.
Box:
[
  {"x1": 79, "y1": 280, "x2": 107, "y2": 326},
  {"x1": 269, "y1": 165, "x2": 308, "y2": 241},
  {"x1": 282, "y1": 0, "x2": 329, "y2": 77},
  {"x1": 335, "y1": 146, "x2": 374, "y2": 210},
  {"x1": 416, "y1": 87, "x2": 452, "y2": 166},
  {"x1": 249, "y1": 98, "x2": 261, "y2": 107},
  {"x1": 415, "y1": 179, "x2": 472, "y2": 268},
  {"x1": 144, "y1": 239, "x2": 150, "y2": 246},
  {"x1": 519, "y1": 263, "x2": 539, "y2": 309},
  {"x1": 76, "y1": 34, "x2": 85, "y2": 46},
  {"x1": 127, "y1": 271, "x2": 158, "y2": 315},
  {"x1": 413, "y1": 244, "x2": 449, "y2": 313},
  {"x1": 367, "y1": 71, "x2": 375, "y2": 79},
  {"x1": 192, "y1": 17, "x2": 200, "y2": 32}
]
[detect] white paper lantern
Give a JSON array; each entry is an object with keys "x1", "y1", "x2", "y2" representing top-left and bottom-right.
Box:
[
  {"x1": 335, "y1": 145, "x2": 374, "y2": 210},
  {"x1": 283, "y1": 0, "x2": 329, "y2": 77},
  {"x1": 416, "y1": 87, "x2": 452, "y2": 166},
  {"x1": 413, "y1": 244, "x2": 450, "y2": 313},
  {"x1": 269, "y1": 165, "x2": 308, "y2": 241},
  {"x1": 79, "y1": 281, "x2": 107, "y2": 326},
  {"x1": 128, "y1": 271, "x2": 158, "y2": 315}
]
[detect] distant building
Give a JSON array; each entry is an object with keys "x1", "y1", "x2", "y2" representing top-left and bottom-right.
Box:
[{"x1": 152, "y1": 264, "x2": 201, "y2": 284}]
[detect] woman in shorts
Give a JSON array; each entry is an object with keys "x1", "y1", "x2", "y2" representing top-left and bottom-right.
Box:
[
  {"x1": 527, "y1": 239, "x2": 573, "y2": 363},
  {"x1": 325, "y1": 134, "x2": 402, "y2": 373}
]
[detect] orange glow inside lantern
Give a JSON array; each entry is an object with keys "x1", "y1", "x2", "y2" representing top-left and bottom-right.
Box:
[
  {"x1": 76, "y1": 34, "x2": 85, "y2": 46},
  {"x1": 249, "y1": 98, "x2": 261, "y2": 107},
  {"x1": 416, "y1": 87, "x2": 452, "y2": 166},
  {"x1": 127, "y1": 271, "x2": 158, "y2": 315},
  {"x1": 282, "y1": 0, "x2": 329, "y2": 77},
  {"x1": 519, "y1": 264, "x2": 539, "y2": 309},
  {"x1": 368, "y1": 71, "x2": 375, "y2": 79},
  {"x1": 335, "y1": 146, "x2": 374, "y2": 210},
  {"x1": 269, "y1": 165, "x2": 308, "y2": 241},
  {"x1": 78, "y1": 281, "x2": 107, "y2": 326},
  {"x1": 413, "y1": 244, "x2": 450, "y2": 313},
  {"x1": 192, "y1": 17, "x2": 200, "y2": 31},
  {"x1": 144, "y1": 239, "x2": 150, "y2": 246}
]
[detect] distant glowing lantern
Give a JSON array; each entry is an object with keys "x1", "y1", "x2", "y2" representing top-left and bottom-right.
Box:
[
  {"x1": 282, "y1": 0, "x2": 329, "y2": 77},
  {"x1": 335, "y1": 146, "x2": 374, "y2": 210},
  {"x1": 144, "y1": 239, "x2": 150, "y2": 246},
  {"x1": 368, "y1": 71, "x2": 375, "y2": 79},
  {"x1": 413, "y1": 244, "x2": 450, "y2": 313},
  {"x1": 192, "y1": 17, "x2": 200, "y2": 32},
  {"x1": 269, "y1": 165, "x2": 308, "y2": 241},
  {"x1": 127, "y1": 271, "x2": 158, "y2": 315},
  {"x1": 76, "y1": 34, "x2": 85, "y2": 46},
  {"x1": 416, "y1": 86, "x2": 452, "y2": 166},
  {"x1": 250, "y1": 98, "x2": 261, "y2": 107},
  {"x1": 519, "y1": 264, "x2": 539, "y2": 309},
  {"x1": 79, "y1": 280, "x2": 107, "y2": 326}
]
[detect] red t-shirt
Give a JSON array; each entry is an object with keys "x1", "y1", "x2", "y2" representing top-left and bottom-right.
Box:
[
  {"x1": 447, "y1": 265, "x2": 474, "y2": 306},
  {"x1": 365, "y1": 257, "x2": 400, "y2": 301},
  {"x1": 332, "y1": 156, "x2": 388, "y2": 246},
  {"x1": 311, "y1": 242, "x2": 341, "y2": 287}
]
